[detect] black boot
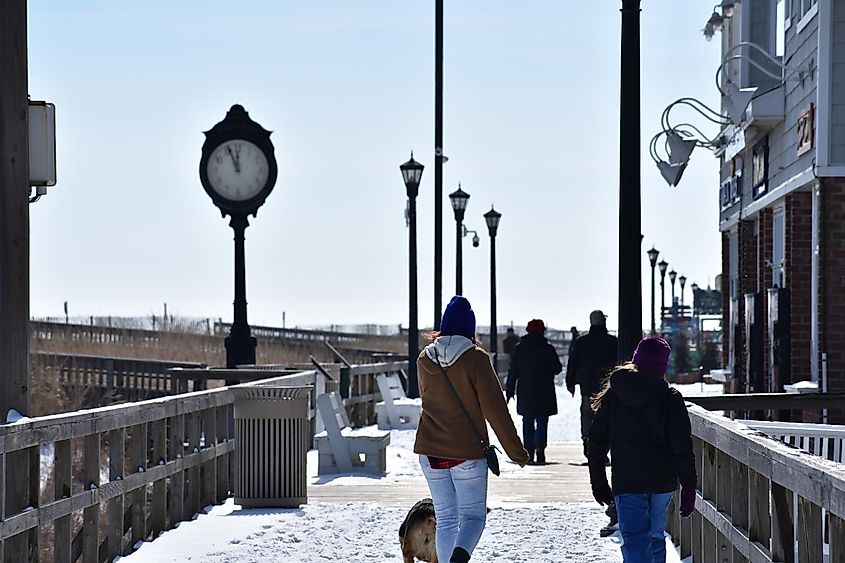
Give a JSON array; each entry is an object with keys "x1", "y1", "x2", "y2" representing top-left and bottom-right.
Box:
[
  {"x1": 535, "y1": 444, "x2": 546, "y2": 465},
  {"x1": 599, "y1": 502, "x2": 618, "y2": 538},
  {"x1": 526, "y1": 448, "x2": 535, "y2": 465},
  {"x1": 450, "y1": 547, "x2": 470, "y2": 563}
]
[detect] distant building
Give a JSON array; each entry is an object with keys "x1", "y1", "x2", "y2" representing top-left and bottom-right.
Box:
[{"x1": 714, "y1": 1, "x2": 843, "y2": 417}]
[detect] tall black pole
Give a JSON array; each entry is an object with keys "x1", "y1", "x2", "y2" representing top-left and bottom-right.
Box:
[
  {"x1": 618, "y1": 0, "x2": 643, "y2": 361},
  {"x1": 226, "y1": 214, "x2": 257, "y2": 370},
  {"x1": 660, "y1": 273, "x2": 666, "y2": 330},
  {"x1": 0, "y1": 0, "x2": 30, "y2": 417},
  {"x1": 455, "y1": 217, "x2": 463, "y2": 295},
  {"x1": 434, "y1": 0, "x2": 444, "y2": 329},
  {"x1": 407, "y1": 193, "x2": 419, "y2": 398},
  {"x1": 489, "y1": 232, "x2": 498, "y2": 367},
  {"x1": 650, "y1": 262, "x2": 656, "y2": 335}
]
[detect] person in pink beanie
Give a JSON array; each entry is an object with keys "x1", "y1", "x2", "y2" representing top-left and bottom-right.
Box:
[{"x1": 586, "y1": 336, "x2": 697, "y2": 562}]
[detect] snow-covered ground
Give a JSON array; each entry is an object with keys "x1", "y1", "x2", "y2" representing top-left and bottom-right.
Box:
[{"x1": 121, "y1": 382, "x2": 719, "y2": 561}]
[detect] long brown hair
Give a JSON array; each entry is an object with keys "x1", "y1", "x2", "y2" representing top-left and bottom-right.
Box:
[
  {"x1": 591, "y1": 362, "x2": 637, "y2": 412},
  {"x1": 424, "y1": 330, "x2": 480, "y2": 346}
]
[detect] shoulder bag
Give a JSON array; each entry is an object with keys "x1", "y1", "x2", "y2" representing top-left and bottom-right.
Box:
[{"x1": 433, "y1": 350, "x2": 501, "y2": 476}]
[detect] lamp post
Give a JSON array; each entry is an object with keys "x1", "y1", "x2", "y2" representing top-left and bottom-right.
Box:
[
  {"x1": 658, "y1": 260, "x2": 668, "y2": 329},
  {"x1": 400, "y1": 153, "x2": 424, "y2": 398},
  {"x1": 484, "y1": 207, "x2": 502, "y2": 366},
  {"x1": 618, "y1": 0, "x2": 643, "y2": 360},
  {"x1": 679, "y1": 275, "x2": 687, "y2": 318},
  {"x1": 449, "y1": 184, "x2": 470, "y2": 295},
  {"x1": 647, "y1": 247, "x2": 659, "y2": 335},
  {"x1": 669, "y1": 270, "x2": 677, "y2": 316},
  {"x1": 434, "y1": 0, "x2": 444, "y2": 330}
]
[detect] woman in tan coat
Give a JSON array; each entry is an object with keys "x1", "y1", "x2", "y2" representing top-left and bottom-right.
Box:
[{"x1": 414, "y1": 296, "x2": 528, "y2": 563}]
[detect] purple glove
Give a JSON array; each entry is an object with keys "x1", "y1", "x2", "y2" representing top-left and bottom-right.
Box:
[{"x1": 680, "y1": 483, "x2": 696, "y2": 518}]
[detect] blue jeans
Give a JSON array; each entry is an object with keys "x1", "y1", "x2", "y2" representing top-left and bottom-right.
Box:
[
  {"x1": 522, "y1": 416, "x2": 549, "y2": 450},
  {"x1": 419, "y1": 456, "x2": 488, "y2": 562},
  {"x1": 614, "y1": 492, "x2": 673, "y2": 562}
]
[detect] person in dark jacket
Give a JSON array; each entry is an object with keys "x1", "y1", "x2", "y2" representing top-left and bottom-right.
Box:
[
  {"x1": 587, "y1": 336, "x2": 697, "y2": 563},
  {"x1": 502, "y1": 327, "x2": 519, "y2": 356},
  {"x1": 565, "y1": 310, "x2": 618, "y2": 459},
  {"x1": 506, "y1": 319, "x2": 563, "y2": 465}
]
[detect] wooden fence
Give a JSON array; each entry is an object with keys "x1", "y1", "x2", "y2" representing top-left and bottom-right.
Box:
[
  {"x1": 665, "y1": 404, "x2": 845, "y2": 562},
  {"x1": 0, "y1": 360, "x2": 408, "y2": 562},
  {"x1": 32, "y1": 352, "x2": 205, "y2": 406}
]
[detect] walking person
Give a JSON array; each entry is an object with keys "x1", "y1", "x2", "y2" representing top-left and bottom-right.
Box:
[
  {"x1": 505, "y1": 319, "x2": 562, "y2": 465},
  {"x1": 565, "y1": 310, "x2": 618, "y2": 460},
  {"x1": 587, "y1": 336, "x2": 697, "y2": 562},
  {"x1": 414, "y1": 296, "x2": 529, "y2": 563},
  {"x1": 502, "y1": 327, "x2": 519, "y2": 357}
]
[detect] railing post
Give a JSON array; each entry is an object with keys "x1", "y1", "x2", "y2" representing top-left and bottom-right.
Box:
[
  {"x1": 167, "y1": 414, "x2": 185, "y2": 530},
  {"x1": 107, "y1": 428, "x2": 125, "y2": 558},
  {"x1": 185, "y1": 412, "x2": 202, "y2": 518},
  {"x1": 771, "y1": 481, "x2": 795, "y2": 563},
  {"x1": 215, "y1": 405, "x2": 230, "y2": 503},
  {"x1": 701, "y1": 442, "x2": 718, "y2": 560},
  {"x1": 797, "y1": 496, "x2": 822, "y2": 562},
  {"x1": 748, "y1": 468, "x2": 771, "y2": 554},
  {"x1": 54, "y1": 440, "x2": 72, "y2": 563},
  {"x1": 83, "y1": 434, "x2": 101, "y2": 562},
  {"x1": 129, "y1": 423, "x2": 148, "y2": 548},
  {"x1": 831, "y1": 513, "x2": 845, "y2": 562},
  {"x1": 150, "y1": 419, "x2": 167, "y2": 538},
  {"x1": 201, "y1": 408, "x2": 217, "y2": 508}
]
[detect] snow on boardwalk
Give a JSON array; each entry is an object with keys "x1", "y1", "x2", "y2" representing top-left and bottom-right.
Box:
[
  {"x1": 121, "y1": 499, "x2": 625, "y2": 562},
  {"x1": 121, "y1": 383, "x2": 717, "y2": 561}
]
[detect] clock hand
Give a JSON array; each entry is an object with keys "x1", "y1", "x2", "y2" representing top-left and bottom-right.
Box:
[{"x1": 226, "y1": 146, "x2": 241, "y2": 173}]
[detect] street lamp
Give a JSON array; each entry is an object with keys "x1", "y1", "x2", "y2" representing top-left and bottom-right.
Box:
[
  {"x1": 669, "y1": 270, "x2": 677, "y2": 315},
  {"x1": 484, "y1": 206, "x2": 502, "y2": 367},
  {"x1": 679, "y1": 275, "x2": 687, "y2": 318},
  {"x1": 449, "y1": 184, "x2": 470, "y2": 295},
  {"x1": 400, "y1": 153, "x2": 424, "y2": 398},
  {"x1": 658, "y1": 260, "x2": 668, "y2": 326},
  {"x1": 647, "y1": 247, "x2": 660, "y2": 335},
  {"x1": 618, "y1": 0, "x2": 643, "y2": 360}
]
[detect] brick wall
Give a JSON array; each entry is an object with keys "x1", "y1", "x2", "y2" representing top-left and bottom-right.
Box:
[
  {"x1": 721, "y1": 232, "x2": 730, "y2": 368},
  {"x1": 820, "y1": 179, "x2": 845, "y2": 423},
  {"x1": 736, "y1": 220, "x2": 757, "y2": 391},
  {"x1": 758, "y1": 208, "x2": 773, "y2": 381},
  {"x1": 786, "y1": 191, "x2": 813, "y2": 386}
]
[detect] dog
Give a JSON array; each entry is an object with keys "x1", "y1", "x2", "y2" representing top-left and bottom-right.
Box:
[{"x1": 398, "y1": 498, "x2": 438, "y2": 563}]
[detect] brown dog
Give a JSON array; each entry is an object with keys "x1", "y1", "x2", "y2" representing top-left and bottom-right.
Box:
[{"x1": 398, "y1": 498, "x2": 438, "y2": 563}]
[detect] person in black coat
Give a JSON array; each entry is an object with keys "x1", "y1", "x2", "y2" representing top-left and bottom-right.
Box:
[
  {"x1": 565, "y1": 310, "x2": 618, "y2": 459},
  {"x1": 588, "y1": 336, "x2": 697, "y2": 563},
  {"x1": 506, "y1": 319, "x2": 562, "y2": 465}
]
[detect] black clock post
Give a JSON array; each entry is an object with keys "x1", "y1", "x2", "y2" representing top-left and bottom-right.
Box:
[{"x1": 199, "y1": 105, "x2": 278, "y2": 371}]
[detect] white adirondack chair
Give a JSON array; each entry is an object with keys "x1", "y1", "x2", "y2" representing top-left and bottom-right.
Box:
[
  {"x1": 314, "y1": 392, "x2": 390, "y2": 475},
  {"x1": 375, "y1": 372, "x2": 421, "y2": 430}
]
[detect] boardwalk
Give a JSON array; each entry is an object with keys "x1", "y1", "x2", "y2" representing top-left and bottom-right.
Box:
[{"x1": 307, "y1": 443, "x2": 595, "y2": 506}]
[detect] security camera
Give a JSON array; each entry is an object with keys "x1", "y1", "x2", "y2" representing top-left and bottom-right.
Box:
[{"x1": 472, "y1": 234, "x2": 480, "y2": 248}]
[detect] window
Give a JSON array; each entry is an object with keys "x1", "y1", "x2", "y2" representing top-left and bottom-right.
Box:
[
  {"x1": 797, "y1": 0, "x2": 818, "y2": 32},
  {"x1": 772, "y1": 208, "x2": 786, "y2": 287},
  {"x1": 776, "y1": 0, "x2": 786, "y2": 57},
  {"x1": 800, "y1": 0, "x2": 817, "y2": 17}
]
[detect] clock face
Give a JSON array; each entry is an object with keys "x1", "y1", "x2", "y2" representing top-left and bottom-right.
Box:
[{"x1": 206, "y1": 140, "x2": 269, "y2": 202}]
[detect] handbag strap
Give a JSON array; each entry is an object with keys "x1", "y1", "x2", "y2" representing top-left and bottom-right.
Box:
[{"x1": 432, "y1": 349, "x2": 489, "y2": 454}]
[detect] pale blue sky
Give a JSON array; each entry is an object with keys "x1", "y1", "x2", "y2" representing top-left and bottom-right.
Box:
[{"x1": 27, "y1": 1, "x2": 722, "y2": 331}]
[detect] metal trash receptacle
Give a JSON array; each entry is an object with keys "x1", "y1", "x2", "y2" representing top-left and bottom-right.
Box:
[{"x1": 232, "y1": 385, "x2": 312, "y2": 508}]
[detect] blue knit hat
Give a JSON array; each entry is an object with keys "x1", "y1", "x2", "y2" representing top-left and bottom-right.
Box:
[{"x1": 440, "y1": 296, "x2": 476, "y2": 339}]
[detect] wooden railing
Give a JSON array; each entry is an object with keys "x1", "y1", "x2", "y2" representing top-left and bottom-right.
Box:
[
  {"x1": 665, "y1": 404, "x2": 845, "y2": 562},
  {"x1": 33, "y1": 352, "x2": 205, "y2": 405},
  {"x1": 740, "y1": 420, "x2": 845, "y2": 464},
  {"x1": 0, "y1": 360, "x2": 409, "y2": 562}
]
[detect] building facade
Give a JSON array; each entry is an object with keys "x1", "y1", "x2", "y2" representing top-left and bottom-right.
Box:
[{"x1": 715, "y1": 0, "x2": 845, "y2": 419}]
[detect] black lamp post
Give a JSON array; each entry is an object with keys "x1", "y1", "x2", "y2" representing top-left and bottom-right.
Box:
[
  {"x1": 449, "y1": 184, "x2": 470, "y2": 295},
  {"x1": 669, "y1": 270, "x2": 677, "y2": 316},
  {"x1": 679, "y1": 275, "x2": 687, "y2": 318},
  {"x1": 647, "y1": 247, "x2": 659, "y2": 335},
  {"x1": 658, "y1": 260, "x2": 668, "y2": 327},
  {"x1": 618, "y1": 0, "x2": 643, "y2": 360},
  {"x1": 400, "y1": 153, "x2": 424, "y2": 399},
  {"x1": 484, "y1": 206, "x2": 502, "y2": 366}
]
